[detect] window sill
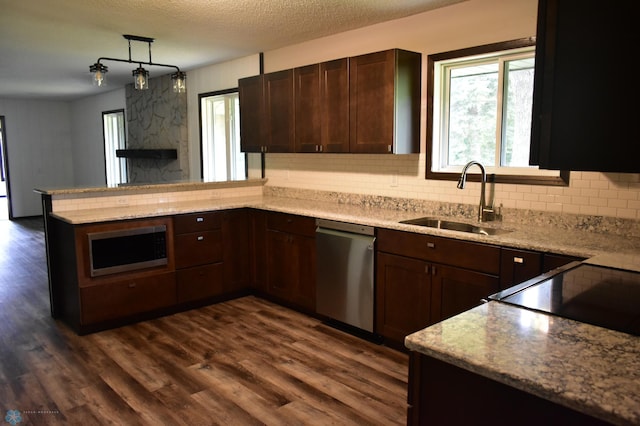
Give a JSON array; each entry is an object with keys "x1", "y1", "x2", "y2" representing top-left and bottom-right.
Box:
[{"x1": 426, "y1": 169, "x2": 570, "y2": 186}]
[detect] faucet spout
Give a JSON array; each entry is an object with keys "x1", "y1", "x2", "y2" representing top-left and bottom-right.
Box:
[{"x1": 457, "y1": 161, "x2": 494, "y2": 222}]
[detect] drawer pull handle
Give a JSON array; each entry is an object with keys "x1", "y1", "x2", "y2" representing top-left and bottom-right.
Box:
[
  {"x1": 197, "y1": 236, "x2": 205, "y2": 241},
  {"x1": 514, "y1": 257, "x2": 524, "y2": 264},
  {"x1": 128, "y1": 282, "x2": 136, "y2": 288},
  {"x1": 196, "y1": 217, "x2": 204, "y2": 222},
  {"x1": 427, "y1": 242, "x2": 435, "y2": 249}
]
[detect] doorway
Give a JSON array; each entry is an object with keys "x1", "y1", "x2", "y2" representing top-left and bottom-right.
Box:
[{"x1": 0, "y1": 116, "x2": 12, "y2": 220}]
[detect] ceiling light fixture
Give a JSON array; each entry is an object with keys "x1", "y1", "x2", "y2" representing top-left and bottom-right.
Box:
[{"x1": 89, "y1": 34, "x2": 186, "y2": 93}]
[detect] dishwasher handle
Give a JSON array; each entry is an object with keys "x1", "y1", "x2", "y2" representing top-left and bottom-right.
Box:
[{"x1": 315, "y1": 218, "x2": 375, "y2": 236}]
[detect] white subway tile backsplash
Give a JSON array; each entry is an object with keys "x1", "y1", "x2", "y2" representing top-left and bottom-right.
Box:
[{"x1": 264, "y1": 154, "x2": 640, "y2": 221}]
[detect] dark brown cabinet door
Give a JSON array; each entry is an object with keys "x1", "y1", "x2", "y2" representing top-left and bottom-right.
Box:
[
  {"x1": 349, "y1": 50, "x2": 395, "y2": 153},
  {"x1": 530, "y1": 0, "x2": 639, "y2": 172},
  {"x1": 238, "y1": 74, "x2": 264, "y2": 153},
  {"x1": 264, "y1": 70, "x2": 294, "y2": 152},
  {"x1": 222, "y1": 209, "x2": 251, "y2": 293},
  {"x1": 250, "y1": 209, "x2": 267, "y2": 292},
  {"x1": 376, "y1": 252, "x2": 432, "y2": 345},
  {"x1": 266, "y1": 229, "x2": 296, "y2": 301},
  {"x1": 80, "y1": 272, "x2": 176, "y2": 325},
  {"x1": 320, "y1": 58, "x2": 349, "y2": 153},
  {"x1": 542, "y1": 253, "x2": 582, "y2": 272},
  {"x1": 500, "y1": 248, "x2": 542, "y2": 289},
  {"x1": 294, "y1": 59, "x2": 350, "y2": 153},
  {"x1": 264, "y1": 212, "x2": 316, "y2": 312},
  {"x1": 174, "y1": 230, "x2": 223, "y2": 269},
  {"x1": 433, "y1": 264, "x2": 500, "y2": 322},
  {"x1": 349, "y1": 49, "x2": 420, "y2": 154},
  {"x1": 292, "y1": 234, "x2": 316, "y2": 311},
  {"x1": 176, "y1": 263, "x2": 224, "y2": 304},
  {"x1": 294, "y1": 64, "x2": 322, "y2": 153}
]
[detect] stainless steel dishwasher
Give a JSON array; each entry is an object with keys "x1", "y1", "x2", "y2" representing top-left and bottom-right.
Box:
[{"x1": 315, "y1": 219, "x2": 376, "y2": 333}]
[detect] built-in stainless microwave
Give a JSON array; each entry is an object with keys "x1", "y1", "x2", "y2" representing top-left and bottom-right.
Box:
[{"x1": 88, "y1": 225, "x2": 167, "y2": 277}]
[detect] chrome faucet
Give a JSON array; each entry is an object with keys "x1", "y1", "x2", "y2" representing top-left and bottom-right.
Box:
[{"x1": 457, "y1": 161, "x2": 495, "y2": 222}]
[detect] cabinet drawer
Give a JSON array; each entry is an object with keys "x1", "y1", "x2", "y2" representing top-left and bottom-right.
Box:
[
  {"x1": 176, "y1": 263, "x2": 224, "y2": 303},
  {"x1": 266, "y1": 212, "x2": 316, "y2": 237},
  {"x1": 174, "y1": 212, "x2": 222, "y2": 234},
  {"x1": 175, "y1": 230, "x2": 223, "y2": 269},
  {"x1": 377, "y1": 228, "x2": 500, "y2": 275},
  {"x1": 500, "y1": 248, "x2": 542, "y2": 289},
  {"x1": 80, "y1": 272, "x2": 176, "y2": 324}
]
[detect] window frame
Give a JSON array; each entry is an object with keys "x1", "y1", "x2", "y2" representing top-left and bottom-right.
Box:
[
  {"x1": 426, "y1": 38, "x2": 569, "y2": 186},
  {"x1": 102, "y1": 109, "x2": 127, "y2": 186},
  {"x1": 198, "y1": 88, "x2": 247, "y2": 182}
]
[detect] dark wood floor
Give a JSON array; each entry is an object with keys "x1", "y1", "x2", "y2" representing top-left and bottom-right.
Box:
[{"x1": 0, "y1": 217, "x2": 408, "y2": 425}]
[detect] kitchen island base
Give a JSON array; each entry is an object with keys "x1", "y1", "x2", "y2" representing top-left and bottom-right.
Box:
[{"x1": 408, "y1": 353, "x2": 610, "y2": 426}]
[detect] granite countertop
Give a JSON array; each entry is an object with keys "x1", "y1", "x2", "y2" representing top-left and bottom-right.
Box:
[
  {"x1": 34, "y1": 178, "x2": 266, "y2": 196},
  {"x1": 405, "y1": 302, "x2": 640, "y2": 426},
  {"x1": 49, "y1": 194, "x2": 640, "y2": 261}
]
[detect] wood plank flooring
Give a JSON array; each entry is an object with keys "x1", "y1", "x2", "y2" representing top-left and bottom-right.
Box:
[{"x1": 0, "y1": 218, "x2": 408, "y2": 425}]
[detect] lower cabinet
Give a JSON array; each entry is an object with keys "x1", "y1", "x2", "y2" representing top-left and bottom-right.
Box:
[
  {"x1": 174, "y1": 212, "x2": 225, "y2": 304},
  {"x1": 408, "y1": 352, "x2": 608, "y2": 426},
  {"x1": 265, "y1": 212, "x2": 316, "y2": 312},
  {"x1": 175, "y1": 263, "x2": 224, "y2": 304},
  {"x1": 501, "y1": 248, "x2": 584, "y2": 289},
  {"x1": 376, "y1": 228, "x2": 500, "y2": 349},
  {"x1": 80, "y1": 272, "x2": 176, "y2": 325},
  {"x1": 376, "y1": 252, "x2": 433, "y2": 344},
  {"x1": 222, "y1": 209, "x2": 252, "y2": 293},
  {"x1": 434, "y1": 264, "x2": 500, "y2": 321},
  {"x1": 500, "y1": 248, "x2": 543, "y2": 289}
]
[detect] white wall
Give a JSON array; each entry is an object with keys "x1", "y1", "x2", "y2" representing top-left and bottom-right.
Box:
[
  {"x1": 70, "y1": 88, "x2": 125, "y2": 186},
  {"x1": 0, "y1": 98, "x2": 74, "y2": 217}
]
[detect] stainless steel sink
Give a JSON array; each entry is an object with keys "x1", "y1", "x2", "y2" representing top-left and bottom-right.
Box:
[{"x1": 399, "y1": 217, "x2": 510, "y2": 236}]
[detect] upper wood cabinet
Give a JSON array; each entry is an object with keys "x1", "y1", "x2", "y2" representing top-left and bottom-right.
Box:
[
  {"x1": 294, "y1": 59, "x2": 350, "y2": 153},
  {"x1": 238, "y1": 74, "x2": 264, "y2": 153},
  {"x1": 264, "y1": 70, "x2": 295, "y2": 152},
  {"x1": 240, "y1": 48, "x2": 421, "y2": 154},
  {"x1": 529, "y1": 0, "x2": 639, "y2": 172},
  {"x1": 349, "y1": 49, "x2": 421, "y2": 154},
  {"x1": 239, "y1": 71, "x2": 294, "y2": 153}
]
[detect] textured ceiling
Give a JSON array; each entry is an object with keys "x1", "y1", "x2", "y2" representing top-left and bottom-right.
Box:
[{"x1": 0, "y1": 0, "x2": 464, "y2": 101}]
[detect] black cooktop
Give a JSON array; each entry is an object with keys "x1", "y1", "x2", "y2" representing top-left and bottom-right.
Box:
[{"x1": 491, "y1": 263, "x2": 640, "y2": 337}]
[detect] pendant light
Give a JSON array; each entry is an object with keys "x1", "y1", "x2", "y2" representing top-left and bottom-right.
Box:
[
  {"x1": 89, "y1": 35, "x2": 185, "y2": 92},
  {"x1": 171, "y1": 71, "x2": 186, "y2": 93},
  {"x1": 132, "y1": 66, "x2": 150, "y2": 90},
  {"x1": 90, "y1": 63, "x2": 108, "y2": 87}
]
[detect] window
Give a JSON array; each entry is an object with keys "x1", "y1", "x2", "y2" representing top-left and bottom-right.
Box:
[
  {"x1": 102, "y1": 110, "x2": 127, "y2": 186},
  {"x1": 427, "y1": 39, "x2": 568, "y2": 185},
  {"x1": 200, "y1": 90, "x2": 246, "y2": 181}
]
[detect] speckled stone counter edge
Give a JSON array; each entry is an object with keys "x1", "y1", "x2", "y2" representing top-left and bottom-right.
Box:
[{"x1": 405, "y1": 302, "x2": 640, "y2": 426}]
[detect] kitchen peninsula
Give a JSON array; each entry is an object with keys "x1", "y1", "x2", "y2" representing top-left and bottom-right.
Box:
[{"x1": 37, "y1": 180, "x2": 640, "y2": 425}]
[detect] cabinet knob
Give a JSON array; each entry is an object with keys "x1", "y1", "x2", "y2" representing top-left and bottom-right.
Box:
[
  {"x1": 128, "y1": 282, "x2": 137, "y2": 288},
  {"x1": 196, "y1": 217, "x2": 204, "y2": 222},
  {"x1": 514, "y1": 257, "x2": 524, "y2": 264},
  {"x1": 197, "y1": 235, "x2": 205, "y2": 241},
  {"x1": 427, "y1": 242, "x2": 435, "y2": 249}
]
